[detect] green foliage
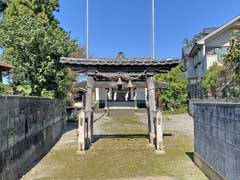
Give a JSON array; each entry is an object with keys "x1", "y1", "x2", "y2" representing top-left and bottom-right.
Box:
[
  {"x1": 65, "y1": 47, "x2": 86, "y2": 107},
  {"x1": 0, "y1": 0, "x2": 77, "y2": 98},
  {"x1": 162, "y1": 106, "x2": 187, "y2": 115},
  {"x1": 65, "y1": 93, "x2": 75, "y2": 107},
  {"x1": 200, "y1": 31, "x2": 240, "y2": 98},
  {"x1": 156, "y1": 64, "x2": 188, "y2": 110},
  {"x1": 16, "y1": 85, "x2": 32, "y2": 96},
  {"x1": 202, "y1": 63, "x2": 223, "y2": 98},
  {"x1": 224, "y1": 31, "x2": 240, "y2": 88},
  {"x1": 225, "y1": 31, "x2": 240, "y2": 79},
  {"x1": 0, "y1": 82, "x2": 13, "y2": 94},
  {"x1": 69, "y1": 47, "x2": 86, "y2": 58},
  {"x1": 183, "y1": 32, "x2": 203, "y2": 47}
]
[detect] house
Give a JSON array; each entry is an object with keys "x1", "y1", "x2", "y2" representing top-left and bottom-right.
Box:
[
  {"x1": 183, "y1": 16, "x2": 240, "y2": 98},
  {"x1": 0, "y1": 61, "x2": 14, "y2": 83}
]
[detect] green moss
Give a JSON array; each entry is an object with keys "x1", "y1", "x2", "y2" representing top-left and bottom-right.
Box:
[{"x1": 37, "y1": 115, "x2": 207, "y2": 180}]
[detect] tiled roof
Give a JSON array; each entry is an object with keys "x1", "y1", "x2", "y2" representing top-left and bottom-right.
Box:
[
  {"x1": 0, "y1": 61, "x2": 15, "y2": 69},
  {"x1": 60, "y1": 57, "x2": 180, "y2": 66}
]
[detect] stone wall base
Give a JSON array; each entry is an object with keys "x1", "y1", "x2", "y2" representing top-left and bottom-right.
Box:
[
  {"x1": 0, "y1": 118, "x2": 65, "y2": 180},
  {"x1": 194, "y1": 153, "x2": 227, "y2": 180}
]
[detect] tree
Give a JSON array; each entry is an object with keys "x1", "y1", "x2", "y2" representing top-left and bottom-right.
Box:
[
  {"x1": 202, "y1": 63, "x2": 224, "y2": 98},
  {"x1": 183, "y1": 32, "x2": 203, "y2": 47},
  {"x1": 0, "y1": 0, "x2": 77, "y2": 98},
  {"x1": 156, "y1": 64, "x2": 188, "y2": 110},
  {"x1": 69, "y1": 47, "x2": 86, "y2": 58},
  {"x1": 222, "y1": 30, "x2": 240, "y2": 97},
  {"x1": 224, "y1": 31, "x2": 240, "y2": 84},
  {"x1": 64, "y1": 47, "x2": 86, "y2": 106}
]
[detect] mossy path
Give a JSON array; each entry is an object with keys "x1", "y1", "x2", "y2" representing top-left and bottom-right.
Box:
[{"x1": 21, "y1": 111, "x2": 208, "y2": 180}]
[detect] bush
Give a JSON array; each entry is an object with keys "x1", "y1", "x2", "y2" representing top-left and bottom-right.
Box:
[
  {"x1": 202, "y1": 63, "x2": 224, "y2": 98},
  {"x1": 156, "y1": 64, "x2": 188, "y2": 110},
  {"x1": 0, "y1": 82, "x2": 13, "y2": 95}
]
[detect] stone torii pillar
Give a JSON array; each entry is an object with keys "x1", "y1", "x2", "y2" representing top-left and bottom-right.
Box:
[
  {"x1": 156, "y1": 111, "x2": 164, "y2": 153},
  {"x1": 147, "y1": 76, "x2": 157, "y2": 146},
  {"x1": 77, "y1": 110, "x2": 85, "y2": 153},
  {"x1": 85, "y1": 75, "x2": 94, "y2": 148}
]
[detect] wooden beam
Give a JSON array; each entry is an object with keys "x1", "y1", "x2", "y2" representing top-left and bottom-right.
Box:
[{"x1": 74, "y1": 81, "x2": 168, "y2": 89}]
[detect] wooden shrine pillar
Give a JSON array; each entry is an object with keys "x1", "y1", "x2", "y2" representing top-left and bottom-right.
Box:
[
  {"x1": 85, "y1": 75, "x2": 94, "y2": 148},
  {"x1": 147, "y1": 76, "x2": 157, "y2": 146}
]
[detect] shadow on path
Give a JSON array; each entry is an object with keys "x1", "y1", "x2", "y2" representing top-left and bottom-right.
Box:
[
  {"x1": 93, "y1": 134, "x2": 148, "y2": 142},
  {"x1": 93, "y1": 133, "x2": 173, "y2": 143},
  {"x1": 186, "y1": 152, "x2": 194, "y2": 161}
]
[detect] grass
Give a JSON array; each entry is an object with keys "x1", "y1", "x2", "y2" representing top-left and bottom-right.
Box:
[
  {"x1": 35, "y1": 113, "x2": 207, "y2": 180},
  {"x1": 163, "y1": 107, "x2": 188, "y2": 115}
]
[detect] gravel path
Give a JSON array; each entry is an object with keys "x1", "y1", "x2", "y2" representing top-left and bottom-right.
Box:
[{"x1": 135, "y1": 113, "x2": 194, "y2": 136}]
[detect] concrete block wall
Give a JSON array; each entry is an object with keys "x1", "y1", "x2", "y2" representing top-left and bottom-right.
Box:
[
  {"x1": 193, "y1": 102, "x2": 240, "y2": 180},
  {"x1": 0, "y1": 96, "x2": 66, "y2": 180}
]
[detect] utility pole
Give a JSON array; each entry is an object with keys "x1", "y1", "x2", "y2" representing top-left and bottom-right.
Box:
[
  {"x1": 152, "y1": 0, "x2": 155, "y2": 60},
  {"x1": 86, "y1": 0, "x2": 89, "y2": 59}
]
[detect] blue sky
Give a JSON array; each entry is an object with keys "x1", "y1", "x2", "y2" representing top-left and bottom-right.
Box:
[{"x1": 56, "y1": 0, "x2": 240, "y2": 59}]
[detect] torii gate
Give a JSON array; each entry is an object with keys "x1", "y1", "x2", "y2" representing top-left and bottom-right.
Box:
[
  {"x1": 60, "y1": 0, "x2": 180, "y2": 153},
  {"x1": 60, "y1": 56, "x2": 179, "y2": 153}
]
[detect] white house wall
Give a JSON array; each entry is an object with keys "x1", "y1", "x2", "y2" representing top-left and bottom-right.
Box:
[
  {"x1": 206, "y1": 54, "x2": 218, "y2": 69},
  {"x1": 190, "y1": 28, "x2": 236, "y2": 79},
  {"x1": 206, "y1": 29, "x2": 232, "y2": 48}
]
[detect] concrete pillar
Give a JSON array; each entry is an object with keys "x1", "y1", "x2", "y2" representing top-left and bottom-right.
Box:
[{"x1": 147, "y1": 76, "x2": 157, "y2": 146}]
